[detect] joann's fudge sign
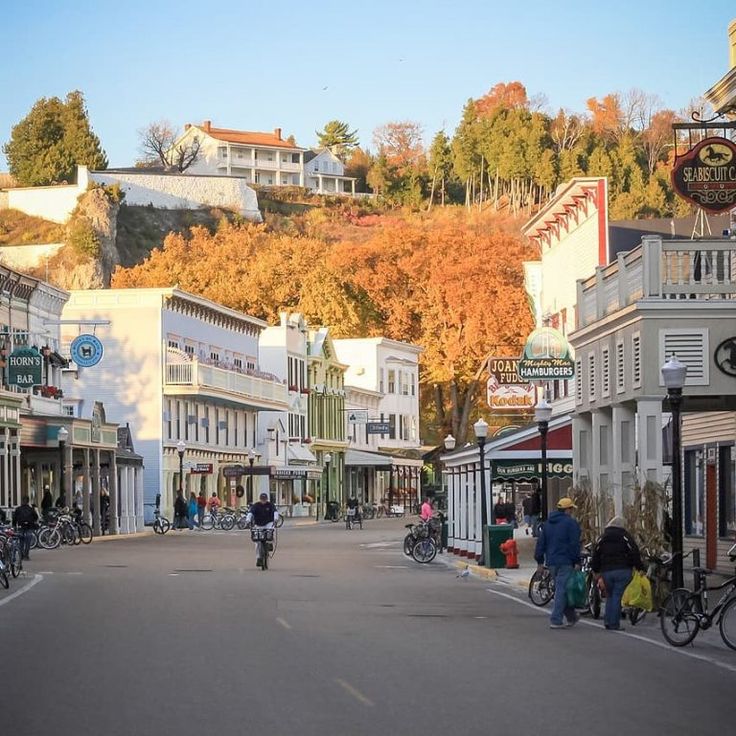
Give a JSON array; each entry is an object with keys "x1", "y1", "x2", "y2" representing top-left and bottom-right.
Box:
[
  {"x1": 8, "y1": 347, "x2": 43, "y2": 387},
  {"x1": 671, "y1": 136, "x2": 736, "y2": 213}
]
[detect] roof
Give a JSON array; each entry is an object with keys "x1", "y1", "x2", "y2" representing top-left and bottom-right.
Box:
[{"x1": 193, "y1": 124, "x2": 303, "y2": 151}]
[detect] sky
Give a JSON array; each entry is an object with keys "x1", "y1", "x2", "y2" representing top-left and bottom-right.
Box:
[{"x1": 1, "y1": 0, "x2": 735, "y2": 168}]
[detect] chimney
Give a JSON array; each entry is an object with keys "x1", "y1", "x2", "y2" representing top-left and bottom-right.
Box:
[
  {"x1": 203, "y1": 120, "x2": 212, "y2": 132},
  {"x1": 274, "y1": 127, "x2": 282, "y2": 140},
  {"x1": 279, "y1": 311, "x2": 288, "y2": 327},
  {"x1": 730, "y1": 19, "x2": 736, "y2": 69}
]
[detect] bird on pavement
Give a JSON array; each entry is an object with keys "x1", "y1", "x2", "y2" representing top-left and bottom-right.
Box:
[{"x1": 456, "y1": 565, "x2": 470, "y2": 579}]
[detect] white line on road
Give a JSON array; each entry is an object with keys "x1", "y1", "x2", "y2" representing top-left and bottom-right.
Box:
[
  {"x1": 486, "y1": 587, "x2": 736, "y2": 675},
  {"x1": 275, "y1": 617, "x2": 292, "y2": 630},
  {"x1": 360, "y1": 542, "x2": 398, "y2": 549},
  {"x1": 375, "y1": 565, "x2": 409, "y2": 569},
  {"x1": 335, "y1": 678, "x2": 374, "y2": 707},
  {"x1": 0, "y1": 574, "x2": 43, "y2": 608}
]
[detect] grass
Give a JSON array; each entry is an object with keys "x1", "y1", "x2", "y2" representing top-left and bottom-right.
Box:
[{"x1": 0, "y1": 208, "x2": 64, "y2": 245}]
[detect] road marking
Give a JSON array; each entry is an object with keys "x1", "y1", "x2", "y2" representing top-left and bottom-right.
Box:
[
  {"x1": 275, "y1": 617, "x2": 292, "y2": 630},
  {"x1": 65, "y1": 572, "x2": 83, "y2": 575},
  {"x1": 485, "y1": 587, "x2": 736, "y2": 675},
  {"x1": 0, "y1": 574, "x2": 43, "y2": 608},
  {"x1": 360, "y1": 542, "x2": 398, "y2": 549},
  {"x1": 335, "y1": 678, "x2": 374, "y2": 707},
  {"x1": 375, "y1": 565, "x2": 409, "y2": 569},
  {"x1": 168, "y1": 573, "x2": 179, "y2": 576},
  {"x1": 38, "y1": 571, "x2": 55, "y2": 575}
]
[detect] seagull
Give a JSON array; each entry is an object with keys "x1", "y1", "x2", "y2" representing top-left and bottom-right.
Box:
[
  {"x1": 322, "y1": 86, "x2": 329, "y2": 91},
  {"x1": 456, "y1": 565, "x2": 470, "y2": 579}
]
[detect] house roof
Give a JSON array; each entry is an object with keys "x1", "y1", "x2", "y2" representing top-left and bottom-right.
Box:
[{"x1": 191, "y1": 123, "x2": 303, "y2": 150}]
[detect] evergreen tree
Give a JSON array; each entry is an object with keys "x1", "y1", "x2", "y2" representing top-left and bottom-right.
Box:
[
  {"x1": 427, "y1": 131, "x2": 453, "y2": 207},
  {"x1": 3, "y1": 91, "x2": 107, "y2": 185},
  {"x1": 316, "y1": 120, "x2": 359, "y2": 160}
]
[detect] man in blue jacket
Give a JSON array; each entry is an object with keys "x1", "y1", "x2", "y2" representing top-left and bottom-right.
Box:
[{"x1": 535, "y1": 497, "x2": 582, "y2": 628}]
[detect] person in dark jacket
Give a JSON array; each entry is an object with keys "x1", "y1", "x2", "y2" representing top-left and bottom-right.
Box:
[
  {"x1": 535, "y1": 497, "x2": 582, "y2": 629},
  {"x1": 174, "y1": 491, "x2": 189, "y2": 530},
  {"x1": 41, "y1": 487, "x2": 53, "y2": 521},
  {"x1": 591, "y1": 516, "x2": 643, "y2": 631},
  {"x1": 493, "y1": 498, "x2": 507, "y2": 523},
  {"x1": 12, "y1": 495, "x2": 39, "y2": 561}
]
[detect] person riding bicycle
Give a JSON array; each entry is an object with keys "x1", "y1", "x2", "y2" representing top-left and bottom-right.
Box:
[
  {"x1": 347, "y1": 496, "x2": 361, "y2": 522},
  {"x1": 245, "y1": 493, "x2": 280, "y2": 568}
]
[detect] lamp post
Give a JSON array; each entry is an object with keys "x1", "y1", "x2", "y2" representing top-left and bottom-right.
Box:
[
  {"x1": 248, "y1": 448, "x2": 256, "y2": 505},
  {"x1": 58, "y1": 425, "x2": 69, "y2": 506},
  {"x1": 444, "y1": 434, "x2": 456, "y2": 551},
  {"x1": 662, "y1": 355, "x2": 687, "y2": 589},
  {"x1": 177, "y1": 440, "x2": 186, "y2": 498},
  {"x1": 473, "y1": 418, "x2": 489, "y2": 566},
  {"x1": 535, "y1": 398, "x2": 553, "y2": 522},
  {"x1": 324, "y1": 452, "x2": 332, "y2": 520}
]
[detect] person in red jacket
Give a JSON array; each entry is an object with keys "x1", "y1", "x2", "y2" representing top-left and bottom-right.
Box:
[{"x1": 197, "y1": 490, "x2": 207, "y2": 528}]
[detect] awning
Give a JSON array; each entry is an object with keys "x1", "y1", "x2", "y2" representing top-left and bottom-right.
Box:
[
  {"x1": 287, "y1": 444, "x2": 318, "y2": 464},
  {"x1": 345, "y1": 449, "x2": 393, "y2": 470},
  {"x1": 492, "y1": 458, "x2": 573, "y2": 481}
]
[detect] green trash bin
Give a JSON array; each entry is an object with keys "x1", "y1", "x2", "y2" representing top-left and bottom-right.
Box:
[{"x1": 485, "y1": 524, "x2": 513, "y2": 568}]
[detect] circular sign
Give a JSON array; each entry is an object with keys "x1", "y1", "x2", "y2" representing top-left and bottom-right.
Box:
[
  {"x1": 714, "y1": 338, "x2": 736, "y2": 378},
  {"x1": 70, "y1": 334, "x2": 104, "y2": 368},
  {"x1": 235, "y1": 485, "x2": 245, "y2": 499}
]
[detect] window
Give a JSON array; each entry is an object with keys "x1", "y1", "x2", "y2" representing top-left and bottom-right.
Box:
[
  {"x1": 167, "y1": 338, "x2": 180, "y2": 349},
  {"x1": 64, "y1": 405, "x2": 75, "y2": 417},
  {"x1": 719, "y1": 445, "x2": 736, "y2": 539},
  {"x1": 632, "y1": 333, "x2": 642, "y2": 388},
  {"x1": 587, "y1": 353, "x2": 596, "y2": 401},
  {"x1": 601, "y1": 347, "x2": 610, "y2": 398},
  {"x1": 379, "y1": 368, "x2": 384, "y2": 393},
  {"x1": 210, "y1": 349, "x2": 220, "y2": 362},
  {"x1": 616, "y1": 340, "x2": 625, "y2": 394},
  {"x1": 388, "y1": 369, "x2": 396, "y2": 394},
  {"x1": 184, "y1": 343, "x2": 195, "y2": 356},
  {"x1": 684, "y1": 450, "x2": 705, "y2": 537},
  {"x1": 410, "y1": 373, "x2": 416, "y2": 397},
  {"x1": 175, "y1": 400, "x2": 181, "y2": 439},
  {"x1": 219, "y1": 147, "x2": 227, "y2": 159},
  {"x1": 234, "y1": 357, "x2": 242, "y2": 369},
  {"x1": 401, "y1": 372, "x2": 409, "y2": 396},
  {"x1": 388, "y1": 414, "x2": 396, "y2": 440}
]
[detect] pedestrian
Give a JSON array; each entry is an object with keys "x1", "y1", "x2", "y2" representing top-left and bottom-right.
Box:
[
  {"x1": 197, "y1": 489, "x2": 207, "y2": 528},
  {"x1": 530, "y1": 487, "x2": 542, "y2": 537},
  {"x1": 504, "y1": 498, "x2": 517, "y2": 528},
  {"x1": 188, "y1": 491, "x2": 198, "y2": 529},
  {"x1": 522, "y1": 494, "x2": 533, "y2": 535},
  {"x1": 174, "y1": 490, "x2": 188, "y2": 530},
  {"x1": 591, "y1": 516, "x2": 643, "y2": 631},
  {"x1": 419, "y1": 496, "x2": 434, "y2": 523},
  {"x1": 100, "y1": 489, "x2": 110, "y2": 534},
  {"x1": 41, "y1": 486, "x2": 53, "y2": 521},
  {"x1": 208, "y1": 492, "x2": 221, "y2": 520},
  {"x1": 493, "y1": 496, "x2": 507, "y2": 523},
  {"x1": 12, "y1": 495, "x2": 39, "y2": 561},
  {"x1": 55, "y1": 492, "x2": 67, "y2": 510},
  {"x1": 534, "y1": 497, "x2": 582, "y2": 629}
]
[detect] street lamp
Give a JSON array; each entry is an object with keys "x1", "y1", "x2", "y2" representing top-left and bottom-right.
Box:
[
  {"x1": 58, "y1": 425, "x2": 69, "y2": 506},
  {"x1": 535, "y1": 398, "x2": 553, "y2": 522},
  {"x1": 177, "y1": 440, "x2": 186, "y2": 497},
  {"x1": 324, "y1": 452, "x2": 332, "y2": 520},
  {"x1": 473, "y1": 418, "x2": 489, "y2": 566},
  {"x1": 248, "y1": 448, "x2": 256, "y2": 505},
  {"x1": 443, "y1": 434, "x2": 456, "y2": 451},
  {"x1": 662, "y1": 354, "x2": 687, "y2": 589}
]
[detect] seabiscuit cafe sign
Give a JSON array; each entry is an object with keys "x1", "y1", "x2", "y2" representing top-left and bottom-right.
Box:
[{"x1": 671, "y1": 136, "x2": 736, "y2": 213}]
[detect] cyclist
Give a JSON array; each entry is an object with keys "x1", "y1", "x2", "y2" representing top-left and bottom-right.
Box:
[{"x1": 245, "y1": 493, "x2": 280, "y2": 568}]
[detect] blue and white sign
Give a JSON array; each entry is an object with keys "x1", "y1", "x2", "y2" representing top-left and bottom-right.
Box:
[{"x1": 70, "y1": 334, "x2": 104, "y2": 368}]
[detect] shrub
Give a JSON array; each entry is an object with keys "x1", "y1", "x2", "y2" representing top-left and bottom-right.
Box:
[{"x1": 66, "y1": 217, "x2": 100, "y2": 258}]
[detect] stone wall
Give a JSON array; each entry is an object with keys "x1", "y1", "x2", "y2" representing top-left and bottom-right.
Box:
[{"x1": 0, "y1": 242, "x2": 64, "y2": 270}]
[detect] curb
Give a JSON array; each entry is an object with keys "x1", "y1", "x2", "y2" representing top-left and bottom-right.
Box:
[
  {"x1": 451, "y1": 559, "x2": 498, "y2": 580},
  {"x1": 91, "y1": 530, "x2": 155, "y2": 542}
]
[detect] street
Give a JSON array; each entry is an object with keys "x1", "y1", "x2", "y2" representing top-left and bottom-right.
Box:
[{"x1": 2, "y1": 519, "x2": 734, "y2": 736}]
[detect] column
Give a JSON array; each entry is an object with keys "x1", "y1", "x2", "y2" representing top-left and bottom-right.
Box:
[
  {"x1": 118, "y1": 465, "x2": 129, "y2": 533},
  {"x1": 636, "y1": 399, "x2": 664, "y2": 485},
  {"x1": 318, "y1": 174, "x2": 323, "y2": 194},
  {"x1": 135, "y1": 466, "x2": 144, "y2": 529},
  {"x1": 591, "y1": 408, "x2": 613, "y2": 504},
  {"x1": 92, "y1": 449, "x2": 101, "y2": 535},
  {"x1": 572, "y1": 413, "x2": 593, "y2": 486},
  {"x1": 612, "y1": 404, "x2": 637, "y2": 514},
  {"x1": 83, "y1": 448, "x2": 91, "y2": 524},
  {"x1": 446, "y1": 467, "x2": 455, "y2": 552},
  {"x1": 34, "y1": 462, "x2": 44, "y2": 507},
  {"x1": 351, "y1": 179, "x2": 355, "y2": 196},
  {"x1": 299, "y1": 151, "x2": 305, "y2": 187},
  {"x1": 12, "y1": 442, "x2": 21, "y2": 508},
  {"x1": 128, "y1": 466, "x2": 136, "y2": 532},
  {"x1": 109, "y1": 450, "x2": 119, "y2": 534},
  {"x1": 64, "y1": 444, "x2": 73, "y2": 509},
  {"x1": 2, "y1": 428, "x2": 9, "y2": 508},
  {"x1": 458, "y1": 465, "x2": 468, "y2": 557}
]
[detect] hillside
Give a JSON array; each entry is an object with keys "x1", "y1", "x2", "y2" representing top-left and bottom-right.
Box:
[{"x1": 0, "y1": 208, "x2": 63, "y2": 245}]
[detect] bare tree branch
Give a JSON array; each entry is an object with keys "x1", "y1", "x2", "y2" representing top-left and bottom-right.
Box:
[{"x1": 137, "y1": 120, "x2": 201, "y2": 172}]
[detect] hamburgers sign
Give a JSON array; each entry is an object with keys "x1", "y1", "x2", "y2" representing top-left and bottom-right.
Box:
[{"x1": 671, "y1": 136, "x2": 736, "y2": 213}]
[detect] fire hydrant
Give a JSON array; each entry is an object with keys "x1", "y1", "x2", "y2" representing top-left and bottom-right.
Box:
[{"x1": 499, "y1": 538, "x2": 519, "y2": 569}]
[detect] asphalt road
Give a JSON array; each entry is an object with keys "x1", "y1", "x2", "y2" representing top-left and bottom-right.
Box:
[{"x1": 2, "y1": 519, "x2": 734, "y2": 736}]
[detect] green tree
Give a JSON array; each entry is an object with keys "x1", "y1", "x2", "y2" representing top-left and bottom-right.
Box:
[
  {"x1": 427, "y1": 131, "x2": 453, "y2": 207},
  {"x1": 316, "y1": 120, "x2": 359, "y2": 160},
  {"x1": 3, "y1": 91, "x2": 107, "y2": 186}
]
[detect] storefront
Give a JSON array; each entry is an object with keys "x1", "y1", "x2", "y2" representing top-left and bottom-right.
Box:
[
  {"x1": 0, "y1": 391, "x2": 23, "y2": 512},
  {"x1": 270, "y1": 466, "x2": 323, "y2": 515}
]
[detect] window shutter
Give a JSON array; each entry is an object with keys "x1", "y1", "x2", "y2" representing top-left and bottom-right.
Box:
[
  {"x1": 632, "y1": 333, "x2": 641, "y2": 388},
  {"x1": 661, "y1": 330, "x2": 708, "y2": 386},
  {"x1": 616, "y1": 341, "x2": 625, "y2": 393},
  {"x1": 601, "y1": 347, "x2": 610, "y2": 398},
  {"x1": 588, "y1": 352, "x2": 596, "y2": 400}
]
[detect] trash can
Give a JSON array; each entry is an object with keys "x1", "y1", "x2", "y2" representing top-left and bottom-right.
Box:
[
  {"x1": 441, "y1": 520, "x2": 448, "y2": 550},
  {"x1": 485, "y1": 524, "x2": 513, "y2": 568}
]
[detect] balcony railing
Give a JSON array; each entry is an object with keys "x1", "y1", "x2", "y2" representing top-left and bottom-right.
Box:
[
  {"x1": 577, "y1": 236, "x2": 736, "y2": 328},
  {"x1": 165, "y1": 359, "x2": 288, "y2": 407},
  {"x1": 217, "y1": 159, "x2": 301, "y2": 172}
]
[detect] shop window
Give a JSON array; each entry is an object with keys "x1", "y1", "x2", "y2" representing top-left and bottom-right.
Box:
[
  {"x1": 719, "y1": 445, "x2": 735, "y2": 540},
  {"x1": 388, "y1": 369, "x2": 396, "y2": 393},
  {"x1": 684, "y1": 449, "x2": 705, "y2": 537}
]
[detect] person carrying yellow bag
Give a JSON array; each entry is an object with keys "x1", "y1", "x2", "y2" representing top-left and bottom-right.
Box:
[{"x1": 591, "y1": 517, "x2": 644, "y2": 631}]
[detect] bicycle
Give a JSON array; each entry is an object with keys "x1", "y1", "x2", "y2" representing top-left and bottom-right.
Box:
[
  {"x1": 152, "y1": 508, "x2": 171, "y2": 535},
  {"x1": 325, "y1": 502, "x2": 342, "y2": 523},
  {"x1": 623, "y1": 550, "x2": 677, "y2": 626},
  {"x1": 529, "y1": 566, "x2": 555, "y2": 606},
  {"x1": 660, "y1": 543, "x2": 736, "y2": 649},
  {"x1": 345, "y1": 507, "x2": 362, "y2": 530},
  {"x1": 411, "y1": 536, "x2": 437, "y2": 563},
  {"x1": 251, "y1": 526, "x2": 276, "y2": 571}
]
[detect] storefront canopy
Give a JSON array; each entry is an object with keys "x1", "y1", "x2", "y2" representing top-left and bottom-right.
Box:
[
  {"x1": 287, "y1": 444, "x2": 318, "y2": 464},
  {"x1": 345, "y1": 449, "x2": 393, "y2": 470},
  {"x1": 492, "y1": 458, "x2": 573, "y2": 481}
]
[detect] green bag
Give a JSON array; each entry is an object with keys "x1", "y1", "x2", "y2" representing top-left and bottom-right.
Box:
[{"x1": 566, "y1": 570, "x2": 587, "y2": 608}]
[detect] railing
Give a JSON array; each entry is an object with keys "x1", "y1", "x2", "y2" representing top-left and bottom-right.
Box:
[
  {"x1": 577, "y1": 236, "x2": 736, "y2": 328},
  {"x1": 165, "y1": 359, "x2": 288, "y2": 406},
  {"x1": 216, "y1": 159, "x2": 301, "y2": 172}
]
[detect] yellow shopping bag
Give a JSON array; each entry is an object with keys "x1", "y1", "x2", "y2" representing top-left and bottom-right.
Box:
[{"x1": 622, "y1": 571, "x2": 653, "y2": 611}]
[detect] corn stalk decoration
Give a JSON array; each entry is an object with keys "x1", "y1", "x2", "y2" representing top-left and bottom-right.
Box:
[{"x1": 622, "y1": 480, "x2": 669, "y2": 556}]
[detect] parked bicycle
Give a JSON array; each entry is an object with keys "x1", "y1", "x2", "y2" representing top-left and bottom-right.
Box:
[
  {"x1": 403, "y1": 521, "x2": 438, "y2": 563},
  {"x1": 152, "y1": 508, "x2": 171, "y2": 535},
  {"x1": 325, "y1": 501, "x2": 342, "y2": 522},
  {"x1": 623, "y1": 549, "x2": 678, "y2": 626},
  {"x1": 660, "y1": 543, "x2": 736, "y2": 650}
]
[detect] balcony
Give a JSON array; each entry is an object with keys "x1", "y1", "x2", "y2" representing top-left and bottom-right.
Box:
[
  {"x1": 577, "y1": 235, "x2": 736, "y2": 328},
  {"x1": 165, "y1": 359, "x2": 288, "y2": 411},
  {"x1": 217, "y1": 159, "x2": 301, "y2": 172}
]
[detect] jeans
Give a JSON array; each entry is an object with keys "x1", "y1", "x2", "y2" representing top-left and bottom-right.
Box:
[
  {"x1": 197, "y1": 507, "x2": 205, "y2": 527},
  {"x1": 550, "y1": 565, "x2": 577, "y2": 625},
  {"x1": 19, "y1": 529, "x2": 33, "y2": 559},
  {"x1": 602, "y1": 568, "x2": 633, "y2": 629}
]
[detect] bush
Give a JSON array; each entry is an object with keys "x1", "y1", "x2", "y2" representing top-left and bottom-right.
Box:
[{"x1": 66, "y1": 217, "x2": 100, "y2": 258}]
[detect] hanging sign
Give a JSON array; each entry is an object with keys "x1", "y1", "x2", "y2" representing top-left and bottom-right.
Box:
[
  {"x1": 8, "y1": 347, "x2": 43, "y2": 387},
  {"x1": 70, "y1": 334, "x2": 104, "y2": 368},
  {"x1": 487, "y1": 379, "x2": 537, "y2": 411},
  {"x1": 348, "y1": 410, "x2": 368, "y2": 424},
  {"x1": 367, "y1": 422, "x2": 390, "y2": 435},
  {"x1": 487, "y1": 358, "x2": 522, "y2": 384},
  {"x1": 518, "y1": 327, "x2": 575, "y2": 380},
  {"x1": 671, "y1": 136, "x2": 736, "y2": 213}
]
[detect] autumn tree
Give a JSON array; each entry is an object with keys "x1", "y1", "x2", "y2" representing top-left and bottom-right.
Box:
[
  {"x1": 475, "y1": 81, "x2": 529, "y2": 118},
  {"x1": 344, "y1": 147, "x2": 373, "y2": 192},
  {"x1": 372, "y1": 121, "x2": 424, "y2": 171},
  {"x1": 137, "y1": 120, "x2": 201, "y2": 172},
  {"x1": 3, "y1": 91, "x2": 107, "y2": 185},
  {"x1": 316, "y1": 120, "x2": 359, "y2": 160}
]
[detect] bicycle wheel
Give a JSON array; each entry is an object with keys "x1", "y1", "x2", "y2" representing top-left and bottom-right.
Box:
[
  {"x1": 412, "y1": 539, "x2": 437, "y2": 564},
  {"x1": 275, "y1": 515, "x2": 284, "y2": 529},
  {"x1": 29, "y1": 530, "x2": 39, "y2": 550},
  {"x1": 528, "y1": 568, "x2": 554, "y2": 606},
  {"x1": 718, "y1": 596, "x2": 736, "y2": 651},
  {"x1": 72, "y1": 526, "x2": 82, "y2": 545},
  {"x1": 10, "y1": 544, "x2": 22, "y2": 578},
  {"x1": 0, "y1": 565, "x2": 8, "y2": 590},
  {"x1": 200, "y1": 515, "x2": 214, "y2": 531},
  {"x1": 403, "y1": 534, "x2": 415, "y2": 556},
  {"x1": 660, "y1": 589, "x2": 700, "y2": 647},
  {"x1": 220, "y1": 515, "x2": 235, "y2": 531},
  {"x1": 236, "y1": 516, "x2": 249, "y2": 530},
  {"x1": 78, "y1": 523, "x2": 93, "y2": 544},
  {"x1": 587, "y1": 577, "x2": 601, "y2": 619},
  {"x1": 376, "y1": 507, "x2": 385, "y2": 519},
  {"x1": 39, "y1": 527, "x2": 61, "y2": 550}
]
